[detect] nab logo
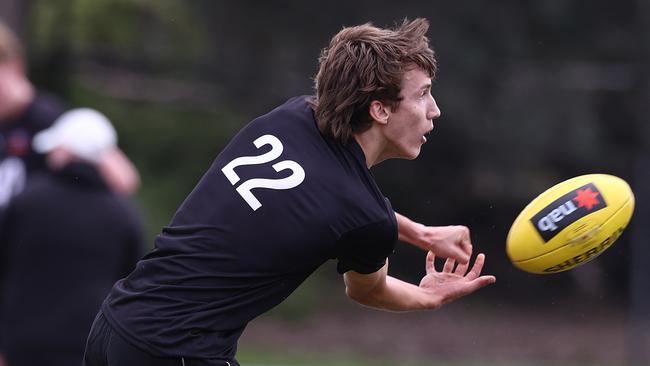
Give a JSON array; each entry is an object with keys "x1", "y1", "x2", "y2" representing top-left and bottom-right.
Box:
[{"x1": 531, "y1": 183, "x2": 607, "y2": 242}]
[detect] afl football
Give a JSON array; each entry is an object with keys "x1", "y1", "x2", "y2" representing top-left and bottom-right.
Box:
[{"x1": 506, "y1": 174, "x2": 634, "y2": 274}]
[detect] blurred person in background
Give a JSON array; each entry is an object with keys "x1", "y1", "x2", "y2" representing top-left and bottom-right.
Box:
[
  {"x1": 0, "y1": 20, "x2": 140, "y2": 213},
  {"x1": 83, "y1": 18, "x2": 496, "y2": 366},
  {"x1": 0, "y1": 108, "x2": 145, "y2": 366}
]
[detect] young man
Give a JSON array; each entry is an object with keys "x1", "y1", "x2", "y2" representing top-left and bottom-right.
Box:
[
  {"x1": 0, "y1": 109, "x2": 144, "y2": 366},
  {"x1": 0, "y1": 21, "x2": 140, "y2": 208},
  {"x1": 0, "y1": 21, "x2": 141, "y2": 366},
  {"x1": 83, "y1": 18, "x2": 496, "y2": 366}
]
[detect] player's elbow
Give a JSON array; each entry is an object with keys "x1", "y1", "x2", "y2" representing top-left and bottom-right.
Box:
[
  {"x1": 345, "y1": 279, "x2": 386, "y2": 308},
  {"x1": 343, "y1": 265, "x2": 388, "y2": 307},
  {"x1": 345, "y1": 284, "x2": 373, "y2": 305}
]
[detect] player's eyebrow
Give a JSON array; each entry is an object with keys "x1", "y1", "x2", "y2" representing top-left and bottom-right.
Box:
[{"x1": 418, "y1": 83, "x2": 432, "y2": 94}]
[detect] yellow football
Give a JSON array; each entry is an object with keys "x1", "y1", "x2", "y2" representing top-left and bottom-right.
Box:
[{"x1": 506, "y1": 174, "x2": 635, "y2": 274}]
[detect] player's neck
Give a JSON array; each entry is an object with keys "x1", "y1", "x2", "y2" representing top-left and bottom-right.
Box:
[{"x1": 353, "y1": 129, "x2": 389, "y2": 168}]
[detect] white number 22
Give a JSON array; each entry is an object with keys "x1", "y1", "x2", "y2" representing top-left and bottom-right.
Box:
[{"x1": 221, "y1": 134, "x2": 305, "y2": 211}]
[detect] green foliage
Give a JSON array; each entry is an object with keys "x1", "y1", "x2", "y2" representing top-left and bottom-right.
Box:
[{"x1": 29, "y1": 0, "x2": 206, "y2": 72}]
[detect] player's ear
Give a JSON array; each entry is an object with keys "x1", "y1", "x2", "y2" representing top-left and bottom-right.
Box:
[{"x1": 368, "y1": 100, "x2": 389, "y2": 125}]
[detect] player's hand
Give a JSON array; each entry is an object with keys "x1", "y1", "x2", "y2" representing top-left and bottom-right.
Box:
[
  {"x1": 419, "y1": 251, "x2": 496, "y2": 308},
  {"x1": 420, "y1": 225, "x2": 472, "y2": 264}
]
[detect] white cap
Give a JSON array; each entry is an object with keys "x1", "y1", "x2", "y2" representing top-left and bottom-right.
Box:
[{"x1": 33, "y1": 108, "x2": 118, "y2": 163}]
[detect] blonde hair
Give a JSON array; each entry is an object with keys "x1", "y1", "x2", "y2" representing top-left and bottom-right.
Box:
[{"x1": 311, "y1": 18, "x2": 437, "y2": 144}]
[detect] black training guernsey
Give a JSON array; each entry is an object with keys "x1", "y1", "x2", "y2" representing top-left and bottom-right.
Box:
[{"x1": 102, "y1": 96, "x2": 398, "y2": 360}]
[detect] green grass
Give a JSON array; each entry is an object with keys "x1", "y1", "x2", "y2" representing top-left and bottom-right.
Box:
[
  {"x1": 235, "y1": 347, "x2": 593, "y2": 366},
  {"x1": 236, "y1": 348, "x2": 424, "y2": 366}
]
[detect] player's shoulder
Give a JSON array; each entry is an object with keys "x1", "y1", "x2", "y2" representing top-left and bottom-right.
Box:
[
  {"x1": 256, "y1": 95, "x2": 314, "y2": 125},
  {"x1": 236, "y1": 95, "x2": 319, "y2": 147},
  {"x1": 275, "y1": 95, "x2": 313, "y2": 113},
  {"x1": 22, "y1": 92, "x2": 67, "y2": 132}
]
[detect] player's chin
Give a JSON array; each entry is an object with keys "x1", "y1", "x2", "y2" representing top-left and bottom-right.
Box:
[
  {"x1": 403, "y1": 146, "x2": 423, "y2": 160},
  {"x1": 392, "y1": 142, "x2": 423, "y2": 160}
]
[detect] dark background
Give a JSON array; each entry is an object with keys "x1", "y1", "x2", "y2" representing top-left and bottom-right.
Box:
[{"x1": 2, "y1": 1, "x2": 648, "y2": 365}]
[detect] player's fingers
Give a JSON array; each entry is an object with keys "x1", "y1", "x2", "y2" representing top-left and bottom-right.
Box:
[
  {"x1": 454, "y1": 260, "x2": 469, "y2": 276},
  {"x1": 466, "y1": 253, "x2": 487, "y2": 280},
  {"x1": 456, "y1": 227, "x2": 472, "y2": 264},
  {"x1": 443, "y1": 257, "x2": 455, "y2": 273},
  {"x1": 442, "y1": 274, "x2": 496, "y2": 305},
  {"x1": 467, "y1": 275, "x2": 496, "y2": 293},
  {"x1": 454, "y1": 246, "x2": 471, "y2": 265},
  {"x1": 476, "y1": 275, "x2": 496, "y2": 288},
  {"x1": 425, "y1": 251, "x2": 436, "y2": 274},
  {"x1": 461, "y1": 240, "x2": 472, "y2": 258}
]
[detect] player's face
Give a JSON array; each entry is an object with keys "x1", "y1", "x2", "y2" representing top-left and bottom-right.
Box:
[
  {"x1": 383, "y1": 68, "x2": 441, "y2": 160},
  {"x1": 0, "y1": 60, "x2": 30, "y2": 120}
]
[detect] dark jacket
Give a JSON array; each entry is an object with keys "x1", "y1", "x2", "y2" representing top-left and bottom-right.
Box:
[
  {"x1": 0, "y1": 93, "x2": 66, "y2": 209},
  {"x1": 0, "y1": 162, "x2": 143, "y2": 356}
]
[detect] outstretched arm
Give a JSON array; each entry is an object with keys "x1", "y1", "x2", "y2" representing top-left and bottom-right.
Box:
[
  {"x1": 396, "y1": 212, "x2": 472, "y2": 264},
  {"x1": 98, "y1": 147, "x2": 141, "y2": 195},
  {"x1": 344, "y1": 252, "x2": 496, "y2": 312}
]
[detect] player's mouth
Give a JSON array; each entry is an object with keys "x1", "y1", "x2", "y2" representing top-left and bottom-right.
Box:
[{"x1": 422, "y1": 126, "x2": 434, "y2": 143}]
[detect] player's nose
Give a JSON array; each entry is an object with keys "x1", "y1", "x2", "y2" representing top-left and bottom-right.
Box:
[{"x1": 428, "y1": 97, "x2": 441, "y2": 120}]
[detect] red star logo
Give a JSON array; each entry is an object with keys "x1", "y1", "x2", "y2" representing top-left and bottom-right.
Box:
[{"x1": 573, "y1": 188, "x2": 601, "y2": 210}]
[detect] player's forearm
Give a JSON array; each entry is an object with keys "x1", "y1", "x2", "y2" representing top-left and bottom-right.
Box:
[
  {"x1": 395, "y1": 212, "x2": 472, "y2": 264},
  {"x1": 395, "y1": 212, "x2": 427, "y2": 249},
  {"x1": 367, "y1": 276, "x2": 441, "y2": 312},
  {"x1": 345, "y1": 266, "x2": 439, "y2": 312}
]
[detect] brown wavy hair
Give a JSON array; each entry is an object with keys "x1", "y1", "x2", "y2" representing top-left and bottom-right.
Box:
[{"x1": 311, "y1": 18, "x2": 437, "y2": 144}]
